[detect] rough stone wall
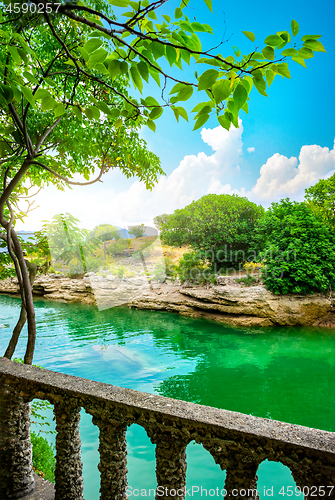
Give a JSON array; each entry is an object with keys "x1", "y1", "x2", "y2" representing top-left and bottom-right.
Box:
[{"x1": 0, "y1": 358, "x2": 335, "y2": 500}]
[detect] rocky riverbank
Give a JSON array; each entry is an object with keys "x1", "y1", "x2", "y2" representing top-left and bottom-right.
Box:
[{"x1": 0, "y1": 273, "x2": 334, "y2": 328}]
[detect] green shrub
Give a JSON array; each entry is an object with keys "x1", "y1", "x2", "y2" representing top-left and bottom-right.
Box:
[
  {"x1": 117, "y1": 265, "x2": 126, "y2": 278},
  {"x1": 31, "y1": 431, "x2": 55, "y2": 482},
  {"x1": 107, "y1": 239, "x2": 130, "y2": 257},
  {"x1": 175, "y1": 251, "x2": 209, "y2": 284},
  {"x1": 257, "y1": 199, "x2": 335, "y2": 294},
  {"x1": 236, "y1": 273, "x2": 257, "y2": 286}
]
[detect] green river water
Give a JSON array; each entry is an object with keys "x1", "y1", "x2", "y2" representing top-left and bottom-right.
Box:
[{"x1": 0, "y1": 294, "x2": 335, "y2": 499}]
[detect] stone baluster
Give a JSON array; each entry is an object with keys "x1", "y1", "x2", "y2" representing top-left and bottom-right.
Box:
[
  {"x1": 224, "y1": 461, "x2": 260, "y2": 500},
  {"x1": 147, "y1": 427, "x2": 188, "y2": 500},
  {"x1": 0, "y1": 381, "x2": 34, "y2": 499},
  {"x1": 90, "y1": 409, "x2": 128, "y2": 500},
  {"x1": 54, "y1": 398, "x2": 84, "y2": 500},
  {"x1": 287, "y1": 460, "x2": 335, "y2": 500}
]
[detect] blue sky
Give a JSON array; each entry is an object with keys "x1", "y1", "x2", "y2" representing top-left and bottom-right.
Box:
[{"x1": 19, "y1": 0, "x2": 335, "y2": 230}]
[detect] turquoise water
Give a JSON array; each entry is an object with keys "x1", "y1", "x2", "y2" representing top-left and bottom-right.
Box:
[{"x1": 1, "y1": 294, "x2": 335, "y2": 499}]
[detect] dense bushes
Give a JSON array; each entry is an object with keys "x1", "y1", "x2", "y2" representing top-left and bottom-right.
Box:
[
  {"x1": 159, "y1": 194, "x2": 264, "y2": 271},
  {"x1": 258, "y1": 199, "x2": 335, "y2": 294},
  {"x1": 31, "y1": 432, "x2": 55, "y2": 482}
]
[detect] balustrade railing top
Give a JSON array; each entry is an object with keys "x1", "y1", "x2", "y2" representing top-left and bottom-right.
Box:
[{"x1": 0, "y1": 357, "x2": 334, "y2": 500}]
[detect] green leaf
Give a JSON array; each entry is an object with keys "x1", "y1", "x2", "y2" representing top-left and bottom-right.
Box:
[
  {"x1": 21, "y1": 87, "x2": 35, "y2": 105},
  {"x1": 84, "y1": 106, "x2": 100, "y2": 120},
  {"x1": 146, "y1": 119, "x2": 156, "y2": 132},
  {"x1": 233, "y1": 84, "x2": 248, "y2": 109},
  {"x1": 0, "y1": 85, "x2": 14, "y2": 104},
  {"x1": 11, "y1": 84, "x2": 21, "y2": 102},
  {"x1": 148, "y1": 67, "x2": 160, "y2": 86},
  {"x1": 151, "y1": 41, "x2": 165, "y2": 59},
  {"x1": 137, "y1": 61, "x2": 149, "y2": 82},
  {"x1": 243, "y1": 76, "x2": 253, "y2": 93},
  {"x1": 130, "y1": 65, "x2": 143, "y2": 93},
  {"x1": 281, "y1": 48, "x2": 298, "y2": 56},
  {"x1": 193, "y1": 113, "x2": 210, "y2": 130},
  {"x1": 41, "y1": 95, "x2": 57, "y2": 110},
  {"x1": 172, "y1": 85, "x2": 193, "y2": 102},
  {"x1": 298, "y1": 47, "x2": 314, "y2": 59},
  {"x1": 203, "y1": 0, "x2": 213, "y2": 12},
  {"x1": 242, "y1": 31, "x2": 255, "y2": 42},
  {"x1": 262, "y1": 46, "x2": 275, "y2": 60},
  {"x1": 303, "y1": 39, "x2": 326, "y2": 52},
  {"x1": 120, "y1": 61, "x2": 128, "y2": 74},
  {"x1": 147, "y1": 10, "x2": 157, "y2": 20},
  {"x1": 88, "y1": 48, "x2": 108, "y2": 67},
  {"x1": 114, "y1": 117, "x2": 123, "y2": 128},
  {"x1": 176, "y1": 106, "x2": 188, "y2": 121},
  {"x1": 108, "y1": 59, "x2": 121, "y2": 78},
  {"x1": 252, "y1": 75, "x2": 268, "y2": 96},
  {"x1": 292, "y1": 56, "x2": 306, "y2": 68},
  {"x1": 170, "y1": 82, "x2": 187, "y2": 95},
  {"x1": 166, "y1": 45, "x2": 177, "y2": 66},
  {"x1": 23, "y1": 71, "x2": 39, "y2": 85},
  {"x1": 192, "y1": 22, "x2": 207, "y2": 32},
  {"x1": 218, "y1": 112, "x2": 231, "y2": 131},
  {"x1": 291, "y1": 20, "x2": 299, "y2": 37},
  {"x1": 162, "y1": 15, "x2": 171, "y2": 22},
  {"x1": 17, "y1": 48, "x2": 28, "y2": 64},
  {"x1": 34, "y1": 89, "x2": 50, "y2": 99},
  {"x1": 301, "y1": 34, "x2": 322, "y2": 41},
  {"x1": 175, "y1": 7, "x2": 183, "y2": 19},
  {"x1": 264, "y1": 34, "x2": 284, "y2": 47},
  {"x1": 94, "y1": 63, "x2": 109, "y2": 74},
  {"x1": 144, "y1": 96, "x2": 160, "y2": 107},
  {"x1": 172, "y1": 107, "x2": 179, "y2": 122},
  {"x1": 8, "y1": 46, "x2": 21, "y2": 65},
  {"x1": 198, "y1": 69, "x2": 219, "y2": 91},
  {"x1": 149, "y1": 106, "x2": 163, "y2": 120},
  {"x1": 109, "y1": 0, "x2": 128, "y2": 6},
  {"x1": 233, "y1": 46, "x2": 241, "y2": 57},
  {"x1": 180, "y1": 49, "x2": 191, "y2": 65},
  {"x1": 84, "y1": 38, "x2": 103, "y2": 53},
  {"x1": 276, "y1": 62, "x2": 291, "y2": 79},
  {"x1": 212, "y1": 79, "x2": 230, "y2": 103},
  {"x1": 72, "y1": 105, "x2": 82, "y2": 121},
  {"x1": 54, "y1": 103, "x2": 66, "y2": 117},
  {"x1": 277, "y1": 31, "x2": 291, "y2": 43},
  {"x1": 265, "y1": 69, "x2": 275, "y2": 87}
]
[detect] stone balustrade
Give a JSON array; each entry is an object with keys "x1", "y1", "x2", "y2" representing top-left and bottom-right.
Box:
[{"x1": 0, "y1": 357, "x2": 334, "y2": 500}]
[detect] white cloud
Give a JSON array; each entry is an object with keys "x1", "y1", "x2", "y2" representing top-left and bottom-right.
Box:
[
  {"x1": 250, "y1": 142, "x2": 335, "y2": 202},
  {"x1": 16, "y1": 125, "x2": 335, "y2": 231},
  {"x1": 247, "y1": 147, "x2": 255, "y2": 153}
]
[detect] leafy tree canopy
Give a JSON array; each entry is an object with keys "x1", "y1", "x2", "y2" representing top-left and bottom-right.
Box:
[
  {"x1": 129, "y1": 223, "x2": 145, "y2": 237},
  {"x1": 159, "y1": 193, "x2": 264, "y2": 269},
  {"x1": 89, "y1": 223, "x2": 120, "y2": 241},
  {"x1": 257, "y1": 199, "x2": 335, "y2": 294},
  {"x1": 305, "y1": 173, "x2": 335, "y2": 228}
]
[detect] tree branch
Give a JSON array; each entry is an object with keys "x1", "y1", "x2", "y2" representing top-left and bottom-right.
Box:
[{"x1": 31, "y1": 160, "x2": 107, "y2": 186}]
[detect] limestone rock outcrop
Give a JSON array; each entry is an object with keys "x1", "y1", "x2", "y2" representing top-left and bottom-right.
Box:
[{"x1": 0, "y1": 274, "x2": 334, "y2": 328}]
